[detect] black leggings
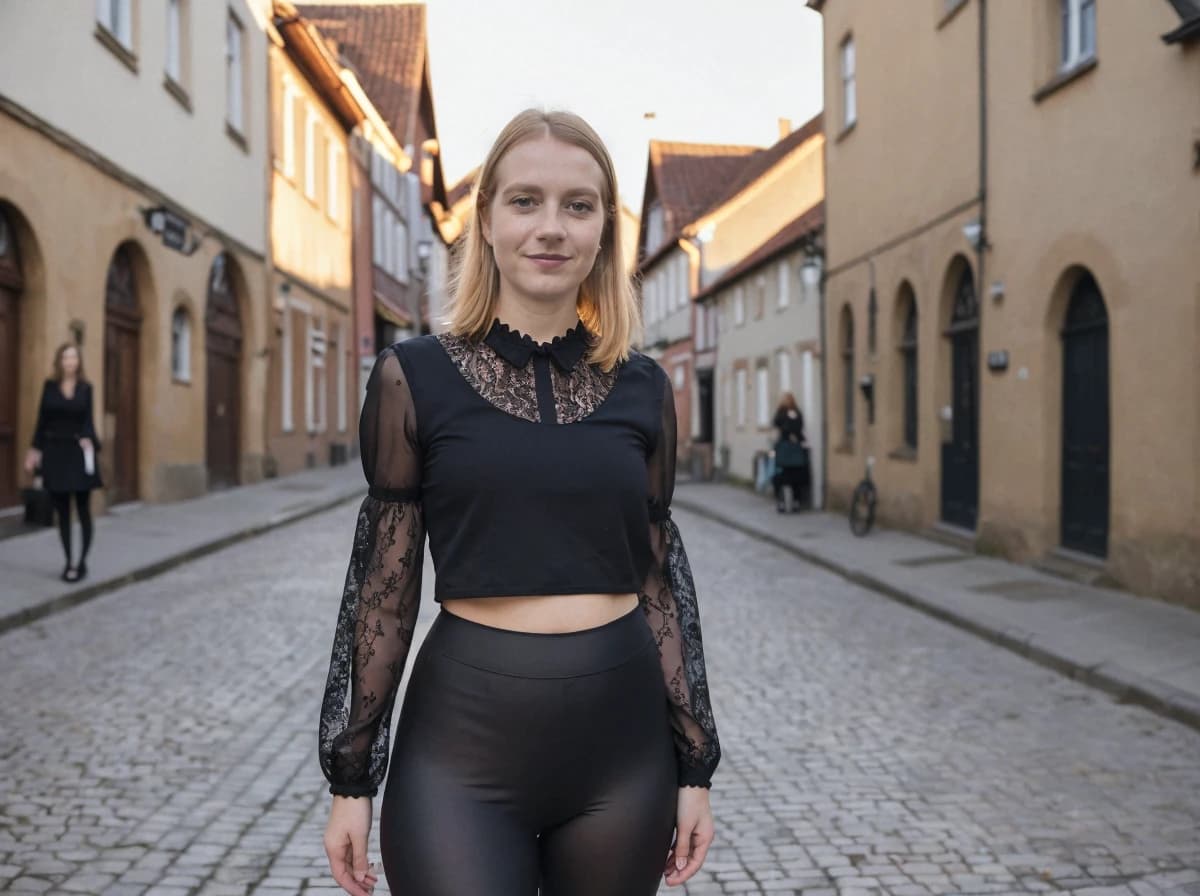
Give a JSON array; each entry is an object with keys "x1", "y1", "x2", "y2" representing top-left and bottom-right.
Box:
[
  {"x1": 380, "y1": 606, "x2": 678, "y2": 896},
  {"x1": 50, "y1": 491, "x2": 93, "y2": 566}
]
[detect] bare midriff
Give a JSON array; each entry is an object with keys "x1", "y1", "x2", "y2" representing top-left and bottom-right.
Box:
[{"x1": 442, "y1": 592, "x2": 639, "y2": 634}]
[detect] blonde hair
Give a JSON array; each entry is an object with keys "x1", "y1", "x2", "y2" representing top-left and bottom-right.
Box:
[{"x1": 443, "y1": 109, "x2": 639, "y2": 372}]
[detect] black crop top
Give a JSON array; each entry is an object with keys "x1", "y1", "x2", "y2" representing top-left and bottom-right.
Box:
[{"x1": 318, "y1": 317, "x2": 721, "y2": 796}]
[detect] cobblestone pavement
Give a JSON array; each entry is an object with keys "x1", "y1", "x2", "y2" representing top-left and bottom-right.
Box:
[{"x1": 2, "y1": 504, "x2": 1199, "y2": 896}]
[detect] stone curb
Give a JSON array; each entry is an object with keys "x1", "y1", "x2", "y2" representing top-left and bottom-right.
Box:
[
  {"x1": 0, "y1": 488, "x2": 364, "y2": 636},
  {"x1": 673, "y1": 494, "x2": 1200, "y2": 736}
]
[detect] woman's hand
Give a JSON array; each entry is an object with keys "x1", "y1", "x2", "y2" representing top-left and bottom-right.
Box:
[
  {"x1": 24, "y1": 448, "x2": 41, "y2": 475},
  {"x1": 663, "y1": 786, "x2": 714, "y2": 887},
  {"x1": 324, "y1": 795, "x2": 379, "y2": 896},
  {"x1": 79, "y1": 438, "x2": 93, "y2": 453}
]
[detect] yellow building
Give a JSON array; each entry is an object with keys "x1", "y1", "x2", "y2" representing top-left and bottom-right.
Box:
[
  {"x1": 267, "y1": 7, "x2": 359, "y2": 476},
  {"x1": 810, "y1": 0, "x2": 1200, "y2": 606},
  {"x1": 0, "y1": 0, "x2": 273, "y2": 506}
]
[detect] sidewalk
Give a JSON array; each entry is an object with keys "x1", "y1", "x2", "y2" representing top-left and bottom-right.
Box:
[
  {"x1": 674, "y1": 480, "x2": 1200, "y2": 732},
  {"x1": 0, "y1": 464, "x2": 365, "y2": 634}
]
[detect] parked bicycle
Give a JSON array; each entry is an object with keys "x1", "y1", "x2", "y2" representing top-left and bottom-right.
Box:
[{"x1": 848, "y1": 455, "x2": 877, "y2": 536}]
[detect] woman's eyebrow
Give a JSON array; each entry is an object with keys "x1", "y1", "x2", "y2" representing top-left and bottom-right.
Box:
[{"x1": 501, "y1": 183, "x2": 601, "y2": 200}]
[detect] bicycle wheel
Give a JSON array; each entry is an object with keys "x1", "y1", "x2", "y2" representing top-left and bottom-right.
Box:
[{"x1": 848, "y1": 480, "x2": 877, "y2": 536}]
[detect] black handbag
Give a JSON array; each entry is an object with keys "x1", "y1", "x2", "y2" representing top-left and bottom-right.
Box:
[
  {"x1": 21, "y1": 474, "x2": 55, "y2": 527},
  {"x1": 775, "y1": 440, "x2": 810, "y2": 469}
]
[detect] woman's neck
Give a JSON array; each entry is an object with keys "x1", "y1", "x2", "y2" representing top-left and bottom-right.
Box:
[{"x1": 493, "y1": 295, "x2": 579, "y2": 345}]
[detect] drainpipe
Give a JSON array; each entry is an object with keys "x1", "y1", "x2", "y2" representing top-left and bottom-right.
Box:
[{"x1": 977, "y1": 0, "x2": 989, "y2": 291}]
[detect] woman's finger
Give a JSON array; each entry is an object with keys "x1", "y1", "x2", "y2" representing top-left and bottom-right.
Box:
[{"x1": 327, "y1": 838, "x2": 373, "y2": 896}]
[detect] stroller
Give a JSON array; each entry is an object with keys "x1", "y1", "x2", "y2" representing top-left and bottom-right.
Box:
[{"x1": 772, "y1": 438, "x2": 810, "y2": 513}]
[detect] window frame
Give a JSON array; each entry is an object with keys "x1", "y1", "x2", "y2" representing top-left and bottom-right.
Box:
[
  {"x1": 170, "y1": 306, "x2": 191, "y2": 384},
  {"x1": 96, "y1": 0, "x2": 134, "y2": 51},
  {"x1": 165, "y1": 0, "x2": 183, "y2": 84},
  {"x1": 1060, "y1": 0, "x2": 1097, "y2": 71},
  {"x1": 735, "y1": 367, "x2": 748, "y2": 428},
  {"x1": 734, "y1": 285, "x2": 746, "y2": 327},
  {"x1": 326, "y1": 137, "x2": 340, "y2": 221},
  {"x1": 840, "y1": 35, "x2": 857, "y2": 131},
  {"x1": 225, "y1": 10, "x2": 245, "y2": 135},
  {"x1": 755, "y1": 364, "x2": 770, "y2": 429},
  {"x1": 304, "y1": 110, "x2": 318, "y2": 200}
]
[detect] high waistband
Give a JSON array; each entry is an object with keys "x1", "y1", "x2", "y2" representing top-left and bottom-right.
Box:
[{"x1": 426, "y1": 605, "x2": 654, "y2": 679}]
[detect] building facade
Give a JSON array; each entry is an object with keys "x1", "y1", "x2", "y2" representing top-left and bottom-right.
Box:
[
  {"x1": 637, "y1": 141, "x2": 760, "y2": 469},
  {"x1": 811, "y1": 0, "x2": 1200, "y2": 606},
  {"x1": 0, "y1": 0, "x2": 273, "y2": 507}
]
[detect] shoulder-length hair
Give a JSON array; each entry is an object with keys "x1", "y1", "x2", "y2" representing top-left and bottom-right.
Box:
[
  {"x1": 776, "y1": 391, "x2": 799, "y2": 413},
  {"x1": 443, "y1": 108, "x2": 639, "y2": 372},
  {"x1": 51, "y1": 342, "x2": 86, "y2": 383}
]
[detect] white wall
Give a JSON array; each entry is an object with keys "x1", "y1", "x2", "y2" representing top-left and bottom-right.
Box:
[{"x1": 0, "y1": 0, "x2": 271, "y2": 253}]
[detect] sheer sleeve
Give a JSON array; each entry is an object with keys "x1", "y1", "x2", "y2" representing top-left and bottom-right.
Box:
[
  {"x1": 319, "y1": 346, "x2": 425, "y2": 798},
  {"x1": 642, "y1": 367, "x2": 721, "y2": 789}
]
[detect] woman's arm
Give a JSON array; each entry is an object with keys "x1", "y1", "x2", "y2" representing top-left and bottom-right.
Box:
[
  {"x1": 25, "y1": 382, "x2": 48, "y2": 474},
  {"x1": 81, "y1": 382, "x2": 101, "y2": 451}
]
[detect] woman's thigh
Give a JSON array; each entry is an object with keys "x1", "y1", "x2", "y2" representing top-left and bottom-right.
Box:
[
  {"x1": 537, "y1": 756, "x2": 677, "y2": 896},
  {"x1": 380, "y1": 762, "x2": 538, "y2": 896}
]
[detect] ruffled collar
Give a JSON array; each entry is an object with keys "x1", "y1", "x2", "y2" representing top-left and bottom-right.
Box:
[{"x1": 483, "y1": 317, "x2": 591, "y2": 372}]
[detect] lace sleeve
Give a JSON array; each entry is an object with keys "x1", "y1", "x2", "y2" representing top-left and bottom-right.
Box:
[
  {"x1": 641, "y1": 365, "x2": 721, "y2": 789},
  {"x1": 319, "y1": 346, "x2": 425, "y2": 798}
]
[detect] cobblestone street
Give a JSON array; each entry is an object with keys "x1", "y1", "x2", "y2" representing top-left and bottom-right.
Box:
[{"x1": 2, "y1": 503, "x2": 1199, "y2": 896}]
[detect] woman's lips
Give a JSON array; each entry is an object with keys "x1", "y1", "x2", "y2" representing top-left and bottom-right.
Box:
[{"x1": 526, "y1": 254, "x2": 569, "y2": 269}]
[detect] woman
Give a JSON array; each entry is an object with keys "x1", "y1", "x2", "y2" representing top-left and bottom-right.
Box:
[
  {"x1": 24, "y1": 343, "x2": 102, "y2": 582},
  {"x1": 772, "y1": 392, "x2": 810, "y2": 513},
  {"x1": 319, "y1": 109, "x2": 720, "y2": 896}
]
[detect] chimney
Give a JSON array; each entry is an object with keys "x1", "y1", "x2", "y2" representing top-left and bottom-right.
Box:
[{"x1": 778, "y1": 117, "x2": 792, "y2": 139}]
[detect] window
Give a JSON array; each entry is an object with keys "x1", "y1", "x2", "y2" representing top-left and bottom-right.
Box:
[
  {"x1": 281, "y1": 300, "x2": 293, "y2": 433},
  {"x1": 840, "y1": 36, "x2": 857, "y2": 129},
  {"x1": 646, "y1": 202, "x2": 664, "y2": 252},
  {"x1": 840, "y1": 306, "x2": 855, "y2": 438},
  {"x1": 304, "y1": 111, "x2": 317, "y2": 199},
  {"x1": 165, "y1": 0, "x2": 183, "y2": 83},
  {"x1": 696, "y1": 305, "x2": 707, "y2": 351},
  {"x1": 735, "y1": 367, "x2": 747, "y2": 427},
  {"x1": 900, "y1": 295, "x2": 918, "y2": 450},
  {"x1": 96, "y1": 0, "x2": 133, "y2": 50},
  {"x1": 777, "y1": 349, "x2": 791, "y2": 394},
  {"x1": 756, "y1": 365, "x2": 770, "y2": 428},
  {"x1": 674, "y1": 363, "x2": 686, "y2": 391},
  {"x1": 756, "y1": 275, "x2": 766, "y2": 319},
  {"x1": 335, "y1": 323, "x2": 347, "y2": 433},
  {"x1": 777, "y1": 260, "x2": 790, "y2": 309},
  {"x1": 326, "y1": 138, "x2": 340, "y2": 220},
  {"x1": 734, "y1": 286, "x2": 745, "y2": 326},
  {"x1": 307, "y1": 318, "x2": 327, "y2": 432},
  {"x1": 372, "y1": 196, "x2": 383, "y2": 265},
  {"x1": 226, "y1": 12, "x2": 245, "y2": 133},
  {"x1": 1061, "y1": 0, "x2": 1096, "y2": 70},
  {"x1": 394, "y1": 217, "x2": 409, "y2": 282},
  {"x1": 171, "y1": 307, "x2": 191, "y2": 382}
]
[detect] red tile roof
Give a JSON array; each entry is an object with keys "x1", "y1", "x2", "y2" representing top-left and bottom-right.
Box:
[
  {"x1": 648, "y1": 140, "x2": 761, "y2": 234},
  {"x1": 296, "y1": 3, "x2": 428, "y2": 147},
  {"x1": 690, "y1": 114, "x2": 823, "y2": 227},
  {"x1": 694, "y1": 203, "x2": 825, "y2": 302}
]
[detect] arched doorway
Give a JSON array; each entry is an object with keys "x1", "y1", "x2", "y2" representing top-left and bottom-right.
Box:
[
  {"x1": 1060, "y1": 272, "x2": 1109, "y2": 556},
  {"x1": 0, "y1": 209, "x2": 22, "y2": 508},
  {"x1": 104, "y1": 244, "x2": 142, "y2": 505},
  {"x1": 205, "y1": 252, "x2": 242, "y2": 489},
  {"x1": 941, "y1": 266, "x2": 979, "y2": 529}
]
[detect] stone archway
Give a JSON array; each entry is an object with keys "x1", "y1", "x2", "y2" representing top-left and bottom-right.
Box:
[
  {"x1": 940, "y1": 261, "x2": 979, "y2": 530},
  {"x1": 1060, "y1": 271, "x2": 1110, "y2": 557},
  {"x1": 205, "y1": 251, "x2": 243, "y2": 490},
  {"x1": 103, "y1": 243, "x2": 143, "y2": 505},
  {"x1": 0, "y1": 207, "x2": 23, "y2": 508}
]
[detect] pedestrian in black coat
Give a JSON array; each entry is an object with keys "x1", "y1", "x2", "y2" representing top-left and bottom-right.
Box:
[
  {"x1": 24, "y1": 343, "x2": 102, "y2": 582},
  {"x1": 772, "y1": 392, "x2": 810, "y2": 512}
]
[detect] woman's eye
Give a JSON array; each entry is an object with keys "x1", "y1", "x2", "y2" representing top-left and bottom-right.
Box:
[
  {"x1": 567, "y1": 201, "x2": 594, "y2": 214},
  {"x1": 510, "y1": 196, "x2": 534, "y2": 208}
]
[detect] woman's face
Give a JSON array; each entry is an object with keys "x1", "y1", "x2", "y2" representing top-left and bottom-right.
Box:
[
  {"x1": 482, "y1": 134, "x2": 607, "y2": 311},
  {"x1": 60, "y1": 346, "x2": 80, "y2": 377}
]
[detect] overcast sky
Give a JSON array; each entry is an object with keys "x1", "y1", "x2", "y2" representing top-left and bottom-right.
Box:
[{"x1": 326, "y1": 0, "x2": 825, "y2": 210}]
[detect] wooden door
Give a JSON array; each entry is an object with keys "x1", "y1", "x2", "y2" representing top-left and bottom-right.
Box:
[
  {"x1": 1061, "y1": 274, "x2": 1109, "y2": 557},
  {"x1": 103, "y1": 246, "x2": 141, "y2": 505},
  {"x1": 205, "y1": 253, "x2": 241, "y2": 489},
  {"x1": 0, "y1": 210, "x2": 20, "y2": 508},
  {"x1": 940, "y1": 268, "x2": 980, "y2": 530}
]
